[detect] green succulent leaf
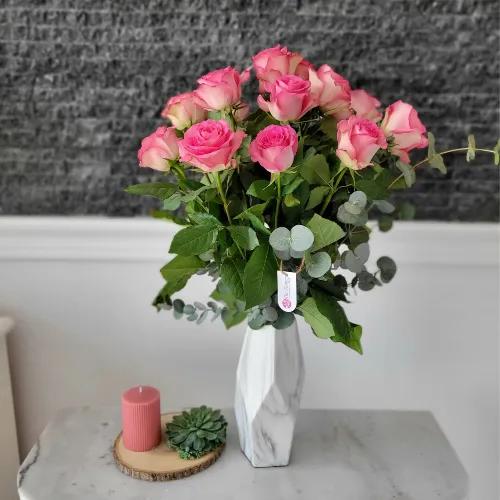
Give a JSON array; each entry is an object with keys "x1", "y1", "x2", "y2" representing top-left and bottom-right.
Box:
[{"x1": 306, "y1": 214, "x2": 345, "y2": 251}]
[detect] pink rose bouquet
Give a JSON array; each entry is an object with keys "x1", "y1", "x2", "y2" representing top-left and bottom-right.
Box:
[{"x1": 128, "y1": 45, "x2": 499, "y2": 354}]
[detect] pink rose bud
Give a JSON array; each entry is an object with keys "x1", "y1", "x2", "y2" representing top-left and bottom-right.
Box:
[
  {"x1": 309, "y1": 64, "x2": 352, "y2": 119},
  {"x1": 194, "y1": 67, "x2": 248, "y2": 111},
  {"x1": 137, "y1": 126, "x2": 179, "y2": 172},
  {"x1": 350, "y1": 89, "x2": 382, "y2": 122},
  {"x1": 258, "y1": 74, "x2": 316, "y2": 122},
  {"x1": 249, "y1": 124, "x2": 298, "y2": 173},
  {"x1": 381, "y1": 100, "x2": 428, "y2": 163},
  {"x1": 252, "y1": 44, "x2": 313, "y2": 90},
  {"x1": 161, "y1": 92, "x2": 207, "y2": 130},
  {"x1": 336, "y1": 116, "x2": 387, "y2": 170},
  {"x1": 178, "y1": 119, "x2": 246, "y2": 172}
]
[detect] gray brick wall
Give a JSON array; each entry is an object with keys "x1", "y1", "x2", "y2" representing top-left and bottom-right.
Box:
[{"x1": 0, "y1": 0, "x2": 498, "y2": 220}]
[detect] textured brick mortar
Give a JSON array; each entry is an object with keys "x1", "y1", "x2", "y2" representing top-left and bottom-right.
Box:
[{"x1": 0, "y1": 0, "x2": 498, "y2": 220}]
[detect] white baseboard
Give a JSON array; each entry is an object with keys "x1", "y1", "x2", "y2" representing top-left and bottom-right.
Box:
[{"x1": 0, "y1": 216, "x2": 497, "y2": 266}]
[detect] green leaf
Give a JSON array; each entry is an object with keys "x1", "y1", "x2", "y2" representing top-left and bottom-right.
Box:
[
  {"x1": 378, "y1": 214, "x2": 393, "y2": 232},
  {"x1": 283, "y1": 193, "x2": 300, "y2": 207},
  {"x1": 299, "y1": 154, "x2": 331, "y2": 185},
  {"x1": 243, "y1": 243, "x2": 278, "y2": 309},
  {"x1": 306, "y1": 186, "x2": 330, "y2": 210},
  {"x1": 298, "y1": 297, "x2": 335, "y2": 339},
  {"x1": 320, "y1": 116, "x2": 338, "y2": 140},
  {"x1": 235, "y1": 203, "x2": 270, "y2": 235},
  {"x1": 311, "y1": 288, "x2": 351, "y2": 339},
  {"x1": 306, "y1": 252, "x2": 332, "y2": 278},
  {"x1": 466, "y1": 134, "x2": 476, "y2": 162},
  {"x1": 427, "y1": 132, "x2": 436, "y2": 157},
  {"x1": 228, "y1": 226, "x2": 259, "y2": 251},
  {"x1": 306, "y1": 213, "x2": 345, "y2": 251},
  {"x1": 290, "y1": 225, "x2": 314, "y2": 252},
  {"x1": 247, "y1": 180, "x2": 277, "y2": 201},
  {"x1": 160, "y1": 255, "x2": 204, "y2": 297},
  {"x1": 163, "y1": 193, "x2": 182, "y2": 210},
  {"x1": 169, "y1": 225, "x2": 220, "y2": 256},
  {"x1": 429, "y1": 153, "x2": 447, "y2": 174},
  {"x1": 282, "y1": 177, "x2": 304, "y2": 195},
  {"x1": 125, "y1": 182, "x2": 177, "y2": 200},
  {"x1": 331, "y1": 323, "x2": 363, "y2": 354},
  {"x1": 395, "y1": 161, "x2": 416, "y2": 188},
  {"x1": 188, "y1": 212, "x2": 222, "y2": 227},
  {"x1": 377, "y1": 256, "x2": 397, "y2": 283},
  {"x1": 373, "y1": 200, "x2": 395, "y2": 214},
  {"x1": 221, "y1": 308, "x2": 247, "y2": 328},
  {"x1": 356, "y1": 179, "x2": 389, "y2": 199},
  {"x1": 220, "y1": 257, "x2": 245, "y2": 301},
  {"x1": 493, "y1": 139, "x2": 500, "y2": 165},
  {"x1": 398, "y1": 202, "x2": 416, "y2": 220},
  {"x1": 269, "y1": 227, "x2": 291, "y2": 251},
  {"x1": 152, "y1": 283, "x2": 173, "y2": 310}
]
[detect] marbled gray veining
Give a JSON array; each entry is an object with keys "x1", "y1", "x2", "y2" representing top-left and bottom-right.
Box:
[
  {"x1": 235, "y1": 321, "x2": 305, "y2": 467},
  {"x1": 18, "y1": 407, "x2": 469, "y2": 500}
]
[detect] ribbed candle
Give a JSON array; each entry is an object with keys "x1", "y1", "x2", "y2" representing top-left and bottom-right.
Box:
[{"x1": 121, "y1": 386, "x2": 161, "y2": 452}]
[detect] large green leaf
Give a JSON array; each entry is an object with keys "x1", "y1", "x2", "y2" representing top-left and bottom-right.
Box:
[
  {"x1": 306, "y1": 213, "x2": 345, "y2": 251},
  {"x1": 235, "y1": 203, "x2": 270, "y2": 235},
  {"x1": 331, "y1": 323, "x2": 363, "y2": 354},
  {"x1": 356, "y1": 179, "x2": 388, "y2": 199},
  {"x1": 297, "y1": 297, "x2": 334, "y2": 339},
  {"x1": 299, "y1": 154, "x2": 331, "y2": 185},
  {"x1": 247, "y1": 180, "x2": 277, "y2": 201},
  {"x1": 311, "y1": 288, "x2": 351, "y2": 340},
  {"x1": 159, "y1": 255, "x2": 204, "y2": 297},
  {"x1": 306, "y1": 186, "x2": 330, "y2": 210},
  {"x1": 169, "y1": 225, "x2": 220, "y2": 256},
  {"x1": 243, "y1": 243, "x2": 278, "y2": 309},
  {"x1": 228, "y1": 226, "x2": 259, "y2": 251},
  {"x1": 125, "y1": 182, "x2": 177, "y2": 199},
  {"x1": 220, "y1": 257, "x2": 245, "y2": 301}
]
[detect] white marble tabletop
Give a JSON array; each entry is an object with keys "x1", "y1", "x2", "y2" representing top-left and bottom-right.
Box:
[{"x1": 18, "y1": 407, "x2": 468, "y2": 500}]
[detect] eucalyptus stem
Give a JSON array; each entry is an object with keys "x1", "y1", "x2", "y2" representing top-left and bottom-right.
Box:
[
  {"x1": 388, "y1": 147, "x2": 496, "y2": 190},
  {"x1": 320, "y1": 166, "x2": 347, "y2": 216},
  {"x1": 274, "y1": 173, "x2": 281, "y2": 228}
]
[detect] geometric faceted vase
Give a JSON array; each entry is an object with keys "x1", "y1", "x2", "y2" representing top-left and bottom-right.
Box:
[{"x1": 234, "y1": 319, "x2": 305, "y2": 467}]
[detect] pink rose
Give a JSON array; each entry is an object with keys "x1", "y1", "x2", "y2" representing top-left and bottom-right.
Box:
[
  {"x1": 252, "y1": 45, "x2": 312, "y2": 90},
  {"x1": 350, "y1": 89, "x2": 382, "y2": 122},
  {"x1": 381, "y1": 100, "x2": 428, "y2": 163},
  {"x1": 336, "y1": 116, "x2": 387, "y2": 170},
  {"x1": 309, "y1": 65, "x2": 351, "y2": 119},
  {"x1": 137, "y1": 126, "x2": 179, "y2": 172},
  {"x1": 161, "y1": 92, "x2": 207, "y2": 131},
  {"x1": 194, "y1": 67, "x2": 249, "y2": 111},
  {"x1": 249, "y1": 124, "x2": 298, "y2": 173},
  {"x1": 178, "y1": 119, "x2": 246, "y2": 172},
  {"x1": 258, "y1": 74, "x2": 316, "y2": 122}
]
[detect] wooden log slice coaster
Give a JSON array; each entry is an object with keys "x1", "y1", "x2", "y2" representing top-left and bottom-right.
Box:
[{"x1": 113, "y1": 412, "x2": 224, "y2": 481}]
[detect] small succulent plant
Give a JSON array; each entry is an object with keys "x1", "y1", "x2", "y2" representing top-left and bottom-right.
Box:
[{"x1": 166, "y1": 406, "x2": 227, "y2": 460}]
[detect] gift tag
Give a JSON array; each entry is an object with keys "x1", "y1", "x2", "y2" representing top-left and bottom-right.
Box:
[{"x1": 277, "y1": 271, "x2": 297, "y2": 312}]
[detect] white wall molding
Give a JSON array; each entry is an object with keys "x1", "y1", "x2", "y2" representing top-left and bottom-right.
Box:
[{"x1": 0, "y1": 216, "x2": 498, "y2": 266}]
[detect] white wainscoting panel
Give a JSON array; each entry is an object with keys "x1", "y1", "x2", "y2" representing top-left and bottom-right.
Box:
[{"x1": 0, "y1": 217, "x2": 498, "y2": 500}]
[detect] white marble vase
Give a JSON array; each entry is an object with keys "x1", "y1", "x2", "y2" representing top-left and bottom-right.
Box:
[{"x1": 234, "y1": 319, "x2": 304, "y2": 467}]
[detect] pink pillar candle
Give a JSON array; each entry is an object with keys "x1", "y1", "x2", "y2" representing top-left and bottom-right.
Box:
[{"x1": 121, "y1": 385, "x2": 161, "y2": 452}]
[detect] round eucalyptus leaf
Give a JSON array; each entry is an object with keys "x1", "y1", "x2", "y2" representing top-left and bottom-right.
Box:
[
  {"x1": 353, "y1": 211, "x2": 368, "y2": 227},
  {"x1": 377, "y1": 256, "x2": 397, "y2": 283},
  {"x1": 337, "y1": 205, "x2": 359, "y2": 224},
  {"x1": 272, "y1": 311, "x2": 295, "y2": 329},
  {"x1": 183, "y1": 304, "x2": 196, "y2": 315},
  {"x1": 248, "y1": 313, "x2": 266, "y2": 330},
  {"x1": 262, "y1": 306, "x2": 279, "y2": 322},
  {"x1": 274, "y1": 248, "x2": 291, "y2": 261},
  {"x1": 289, "y1": 248, "x2": 305, "y2": 259},
  {"x1": 186, "y1": 313, "x2": 198, "y2": 321},
  {"x1": 194, "y1": 301, "x2": 207, "y2": 310},
  {"x1": 290, "y1": 225, "x2": 314, "y2": 252},
  {"x1": 349, "y1": 191, "x2": 367, "y2": 209},
  {"x1": 196, "y1": 310, "x2": 209, "y2": 324},
  {"x1": 173, "y1": 309, "x2": 183, "y2": 320},
  {"x1": 173, "y1": 299, "x2": 185, "y2": 313},
  {"x1": 354, "y1": 242, "x2": 370, "y2": 263},
  {"x1": 343, "y1": 201, "x2": 363, "y2": 215},
  {"x1": 374, "y1": 200, "x2": 395, "y2": 214},
  {"x1": 378, "y1": 215, "x2": 393, "y2": 232},
  {"x1": 207, "y1": 301, "x2": 218, "y2": 312},
  {"x1": 306, "y1": 252, "x2": 332, "y2": 278},
  {"x1": 357, "y1": 271, "x2": 378, "y2": 291},
  {"x1": 343, "y1": 251, "x2": 364, "y2": 274},
  {"x1": 269, "y1": 227, "x2": 291, "y2": 252}
]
